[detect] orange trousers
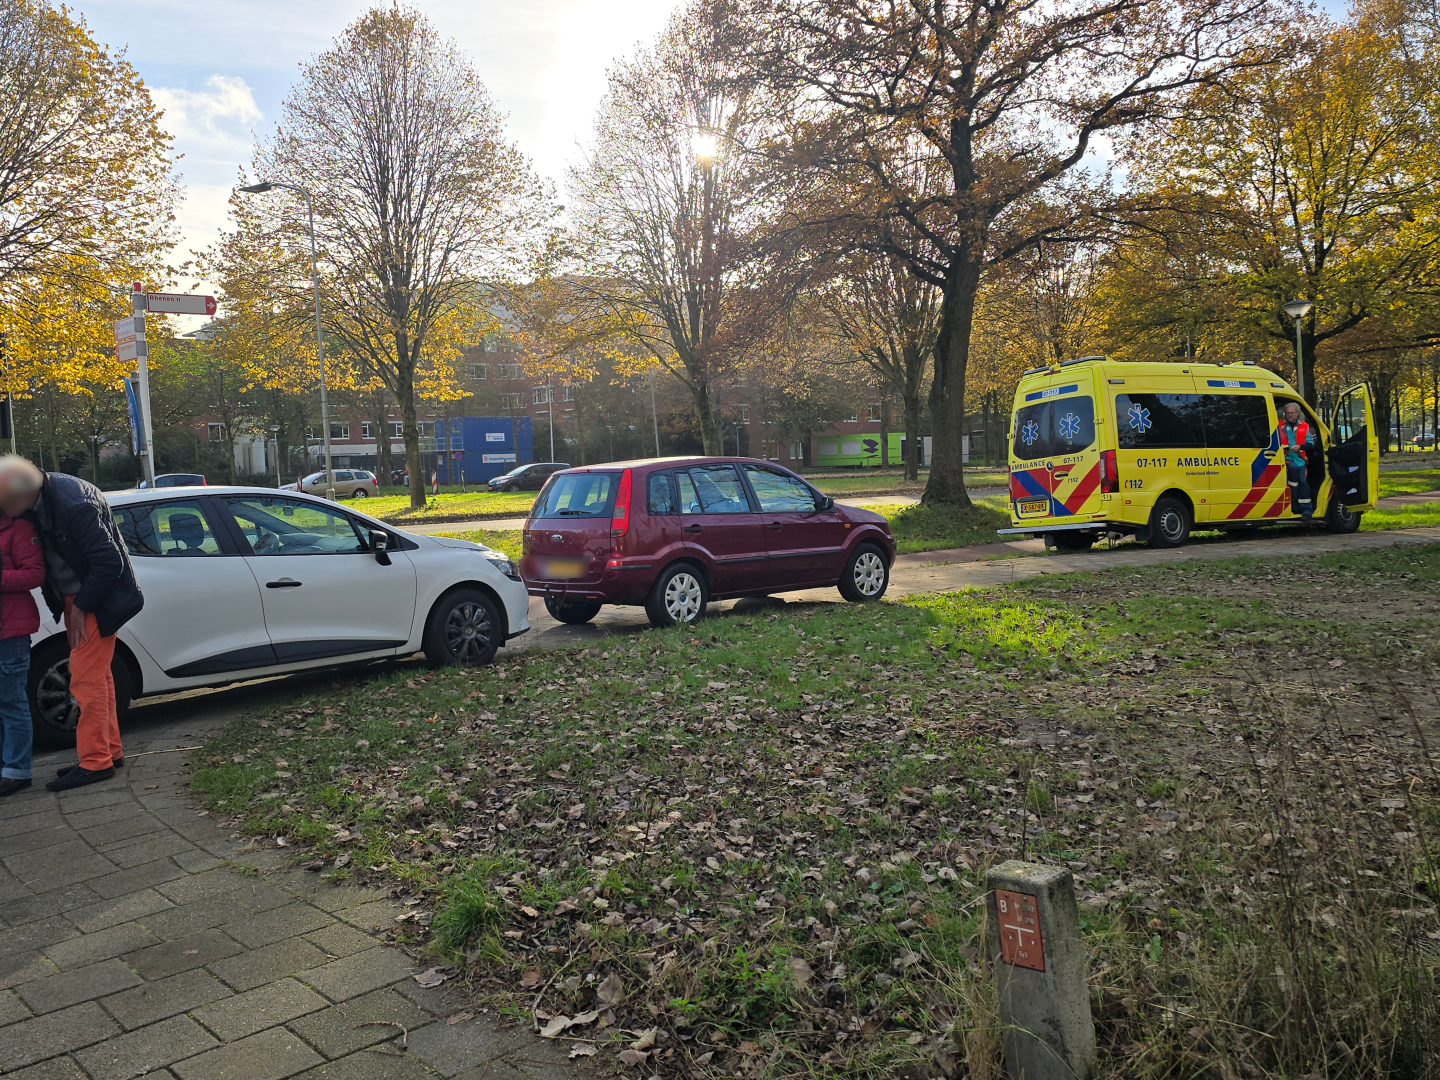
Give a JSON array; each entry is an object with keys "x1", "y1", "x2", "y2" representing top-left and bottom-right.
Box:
[{"x1": 70, "y1": 611, "x2": 121, "y2": 771}]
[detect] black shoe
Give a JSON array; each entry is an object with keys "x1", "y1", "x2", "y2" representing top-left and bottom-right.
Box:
[
  {"x1": 0, "y1": 778, "x2": 31, "y2": 798},
  {"x1": 56, "y1": 757, "x2": 122, "y2": 777},
  {"x1": 45, "y1": 766, "x2": 115, "y2": 792}
]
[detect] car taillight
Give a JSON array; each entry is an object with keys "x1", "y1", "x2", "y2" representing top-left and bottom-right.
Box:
[
  {"x1": 611, "y1": 468, "x2": 632, "y2": 537},
  {"x1": 1100, "y1": 450, "x2": 1119, "y2": 493}
]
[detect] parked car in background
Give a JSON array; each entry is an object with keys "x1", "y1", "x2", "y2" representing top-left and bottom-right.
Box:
[
  {"x1": 280, "y1": 469, "x2": 380, "y2": 499},
  {"x1": 521, "y1": 457, "x2": 895, "y2": 627},
  {"x1": 26, "y1": 487, "x2": 528, "y2": 748},
  {"x1": 138, "y1": 473, "x2": 206, "y2": 489},
  {"x1": 488, "y1": 462, "x2": 571, "y2": 493}
]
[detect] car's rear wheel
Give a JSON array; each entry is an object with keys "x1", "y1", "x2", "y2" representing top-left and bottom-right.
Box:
[
  {"x1": 544, "y1": 595, "x2": 602, "y2": 625},
  {"x1": 423, "y1": 588, "x2": 501, "y2": 667},
  {"x1": 27, "y1": 638, "x2": 134, "y2": 750},
  {"x1": 1148, "y1": 497, "x2": 1191, "y2": 548},
  {"x1": 351, "y1": 488, "x2": 369, "y2": 498},
  {"x1": 838, "y1": 544, "x2": 889, "y2": 602},
  {"x1": 646, "y1": 563, "x2": 707, "y2": 628}
]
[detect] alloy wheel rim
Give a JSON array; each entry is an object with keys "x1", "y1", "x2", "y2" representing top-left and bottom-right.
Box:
[
  {"x1": 444, "y1": 601, "x2": 493, "y2": 663},
  {"x1": 665, "y1": 573, "x2": 702, "y2": 622},
  {"x1": 37, "y1": 660, "x2": 79, "y2": 733},
  {"x1": 854, "y1": 552, "x2": 885, "y2": 596}
]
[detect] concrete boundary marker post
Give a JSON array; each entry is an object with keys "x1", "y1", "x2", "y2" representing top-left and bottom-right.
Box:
[{"x1": 985, "y1": 859, "x2": 1097, "y2": 1080}]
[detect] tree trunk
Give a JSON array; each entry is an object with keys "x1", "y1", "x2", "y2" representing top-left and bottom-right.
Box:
[
  {"x1": 922, "y1": 254, "x2": 981, "y2": 507},
  {"x1": 903, "y1": 391, "x2": 921, "y2": 482},
  {"x1": 373, "y1": 405, "x2": 392, "y2": 482},
  {"x1": 1367, "y1": 369, "x2": 1395, "y2": 456},
  {"x1": 691, "y1": 378, "x2": 721, "y2": 455},
  {"x1": 398, "y1": 363, "x2": 427, "y2": 508},
  {"x1": 1422, "y1": 351, "x2": 1434, "y2": 449},
  {"x1": 880, "y1": 387, "x2": 891, "y2": 468}
]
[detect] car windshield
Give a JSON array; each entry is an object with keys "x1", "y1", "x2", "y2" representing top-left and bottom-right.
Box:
[
  {"x1": 533, "y1": 472, "x2": 616, "y2": 518},
  {"x1": 303, "y1": 473, "x2": 324, "y2": 484}
]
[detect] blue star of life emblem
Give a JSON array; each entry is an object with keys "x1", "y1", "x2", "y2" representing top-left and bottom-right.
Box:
[
  {"x1": 1020, "y1": 419, "x2": 1040, "y2": 446},
  {"x1": 1059, "y1": 411, "x2": 1080, "y2": 440},
  {"x1": 1127, "y1": 403, "x2": 1152, "y2": 433}
]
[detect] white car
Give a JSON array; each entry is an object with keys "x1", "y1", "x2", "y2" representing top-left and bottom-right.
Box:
[{"x1": 27, "y1": 486, "x2": 529, "y2": 748}]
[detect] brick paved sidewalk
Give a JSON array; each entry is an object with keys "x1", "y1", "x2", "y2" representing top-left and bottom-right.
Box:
[{"x1": 0, "y1": 722, "x2": 577, "y2": 1080}]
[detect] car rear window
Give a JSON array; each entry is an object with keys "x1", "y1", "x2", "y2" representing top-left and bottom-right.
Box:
[
  {"x1": 533, "y1": 471, "x2": 617, "y2": 518},
  {"x1": 1013, "y1": 396, "x2": 1096, "y2": 459}
]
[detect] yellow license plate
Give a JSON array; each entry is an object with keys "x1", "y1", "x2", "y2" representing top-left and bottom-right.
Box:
[
  {"x1": 542, "y1": 558, "x2": 587, "y2": 579},
  {"x1": 1018, "y1": 498, "x2": 1048, "y2": 515}
]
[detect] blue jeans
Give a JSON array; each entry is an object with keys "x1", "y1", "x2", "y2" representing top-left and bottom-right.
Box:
[
  {"x1": 1286, "y1": 462, "x2": 1313, "y2": 517},
  {"x1": 0, "y1": 636, "x2": 31, "y2": 780}
]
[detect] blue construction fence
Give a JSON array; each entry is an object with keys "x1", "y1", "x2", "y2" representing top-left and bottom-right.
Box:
[{"x1": 434, "y1": 416, "x2": 535, "y2": 484}]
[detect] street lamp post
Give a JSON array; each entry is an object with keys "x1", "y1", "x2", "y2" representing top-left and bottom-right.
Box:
[
  {"x1": 270, "y1": 425, "x2": 282, "y2": 488},
  {"x1": 1282, "y1": 298, "x2": 1314, "y2": 404},
  {"x1": 239, "y1": 181, "x2": 336, "y2": 501}
]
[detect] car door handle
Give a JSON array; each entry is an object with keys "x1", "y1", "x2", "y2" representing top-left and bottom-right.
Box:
[
  {"x1": 766, "y1": 522, "x2": 783, "y2": 530},
  {"x1": 266, "y1": 579, "x2": 302, "y2": 589},
  {"x1": 683, "y1": 524, "x2": 704, "y2": 534}
]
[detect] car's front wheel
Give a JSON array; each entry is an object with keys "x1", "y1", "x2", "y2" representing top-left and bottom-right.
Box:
[
  {"x1": 1326, "y1": 497, "x2": 1362, "y2": 533},
  {"x1": 646, "y1": 563, "x2": 708, "y2": 628},
  {"x1": 423, "y1": 588, "x2": 501, "y2": 667},
  {"x1": 27, "y1": 637, "x2": 134, "y2": 750},
  {"x1": 838, "y1": 544, "x2": 889, "y2": 602}
]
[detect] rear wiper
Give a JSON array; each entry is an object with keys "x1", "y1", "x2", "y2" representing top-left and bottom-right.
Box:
[{"x1": 556, "y1": 509, "x2": 592, "y2": 516}]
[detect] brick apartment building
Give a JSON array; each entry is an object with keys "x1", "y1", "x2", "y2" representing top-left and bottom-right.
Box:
[{"x1": 201, "y1": 335, "x2": 946, "y2": 481}]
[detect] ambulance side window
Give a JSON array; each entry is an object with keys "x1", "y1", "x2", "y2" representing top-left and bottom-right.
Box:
[
  {"x1": 1197, "y1": 394, "x2": 1270, "y2": 449},
  {"x1": 1116, "y1": 394, "x2": 1205, "y2": 449}
]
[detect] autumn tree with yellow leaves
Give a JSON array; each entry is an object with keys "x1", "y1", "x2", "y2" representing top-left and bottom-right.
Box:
[{"x1": 1099, "y1": 0, "x2": 1440, "y2": 409}]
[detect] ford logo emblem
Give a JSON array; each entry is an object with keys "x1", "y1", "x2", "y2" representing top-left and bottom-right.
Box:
[{"x1": 551, "y1": 534, "x2": 564, "y2": 543}]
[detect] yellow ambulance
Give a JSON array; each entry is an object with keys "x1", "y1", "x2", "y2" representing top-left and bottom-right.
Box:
[{"x1": 999, "y1": 357, "x2": 1378, "y2": 550}]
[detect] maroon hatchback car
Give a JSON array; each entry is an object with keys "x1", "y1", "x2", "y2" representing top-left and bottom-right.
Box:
[{"x1": 520, "y1": 457, "x2": 897, "y2": 627}]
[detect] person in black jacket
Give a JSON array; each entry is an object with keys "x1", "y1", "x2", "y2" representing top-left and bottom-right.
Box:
[{"x1": 0, "y1": 458, "x2": 144, "y2": 791}]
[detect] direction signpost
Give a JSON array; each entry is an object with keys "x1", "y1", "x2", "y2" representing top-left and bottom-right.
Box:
[{"x1": 118, "y1": 287, "x2": 216, "y2": 485}]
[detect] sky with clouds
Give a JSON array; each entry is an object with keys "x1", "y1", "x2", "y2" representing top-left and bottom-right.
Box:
[
  {"x1": 73, "y1": 0, "x2": 682, "y2": 321},
  {"x1": 73, "y1": 0, "x2": 1348, "y2": 330}
]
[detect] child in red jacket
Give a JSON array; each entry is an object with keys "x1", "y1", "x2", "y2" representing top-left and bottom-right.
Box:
[{"x1": 0, "y1": 510, "x2": 44, "y2": 796}]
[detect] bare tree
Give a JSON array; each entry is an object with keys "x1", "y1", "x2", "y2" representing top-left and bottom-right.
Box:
[
  {"x1": 254, "y1": 5, "x2": 548, "y2": 507},
  {"x1": 567, "y1": 0, "x2": 788, "y2": 454},
  {"x1": 760, "y1": 0, "x2": 1293, "y2": 505},
  {"x1": 821, "y1": 247, "x2": 937, "y2": 480}
]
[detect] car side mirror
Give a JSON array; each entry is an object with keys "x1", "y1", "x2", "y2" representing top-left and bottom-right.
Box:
[
  {"x1": 370, "y1": 530, "x2": 392, "y2": 566},
  {"x1": 818, "y1": 495, "x2": 834, "y2": 511}
]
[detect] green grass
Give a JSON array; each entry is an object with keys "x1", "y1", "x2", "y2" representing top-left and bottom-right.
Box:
[
  {"x1": 363, "y1": 491, "x2": 537, "y2": 524},
  {"x1": 870, "y1": 496, "x2": 1012, "y2": 554},
  {"x1": 1361, "y1": 501, "x2": 1440, "y2": 531},
  {"x1": 431, "y1": 529, "x2": 523, "y2": 561},
  {"x1": 1376, "y1": 470, "x2": 1440, "y2": 499},
  {"x1": 807, "y1": 469, "x2": 1007, "y2": 497},
  {"x1": 194, "y1": 544, "x2": 1440, "y2": 1077}
]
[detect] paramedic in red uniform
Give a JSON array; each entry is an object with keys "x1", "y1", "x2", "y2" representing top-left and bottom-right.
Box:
[
  {"x1": 1279, "y1": 401, "x2": 1317, "y2": 521},
  {"x1": 0, "y1": 457, "x2": 144, "y2": 791}
]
